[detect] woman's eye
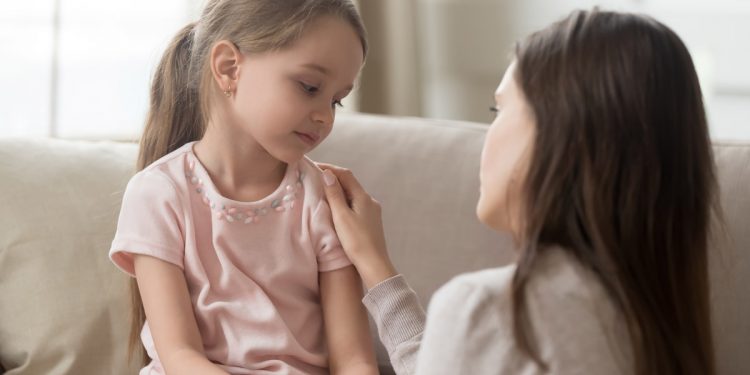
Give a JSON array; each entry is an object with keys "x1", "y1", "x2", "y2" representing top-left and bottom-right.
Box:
[
  {"x1": 332, "y1": 100, "x2": 344, "y2": 109},
  {"x1": 300, "y1": 82, "x2": 319, "y2": 94},
  {"x1": 489, "y1": 106, "x2": 500, "y2": 119}
]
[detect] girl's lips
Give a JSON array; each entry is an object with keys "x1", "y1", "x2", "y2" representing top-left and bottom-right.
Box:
[{"x1": 294, "y1": 131, "x2": 319, "y2": 145}]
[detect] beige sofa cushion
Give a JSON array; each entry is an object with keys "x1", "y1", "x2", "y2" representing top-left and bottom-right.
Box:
[
  {"x1": 0, "y1": 113, "x2": 747, "y2": 374},
  {"x1": 710, "y1": 142, "x2": 750, "y2": 375},
  {"x1": 313, "y1": 114, "x2": 514, "y2": 303},
  {"x1": 311, "y1": 114, "x2": 512, "y2": 371},
  {"x1": 0, "y1": 139, "x2": 140, "y2": 374},
  {"x1": 313, "y1": 114, "x2": 750, "y2": 375}
]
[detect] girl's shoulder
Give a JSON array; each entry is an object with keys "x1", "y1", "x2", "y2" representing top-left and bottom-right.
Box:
[
  {"x1": 139, "y1": 141, "x2": 196, "y2": 176},
  {"x1": 297, "y1": 156, "x2": 324, "y2": 184},
  {"x1": 296, "y1": 156, "x2": 327, "y2": 206},
  {"x1": 124, "y1": 142, "x2": 196, "y2": 203}
]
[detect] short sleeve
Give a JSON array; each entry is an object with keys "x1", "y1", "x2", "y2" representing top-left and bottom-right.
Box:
[
  {"x1": 310, "y1": 199, "x2": 351, "y2": 272},
  {"x1": 109, "y1": 170, "x2": 185, "y2": 277}
]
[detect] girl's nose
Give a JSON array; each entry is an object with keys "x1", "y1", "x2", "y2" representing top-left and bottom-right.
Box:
[{"x1": 312, "y1": 102, "x2": 335, "y2": 126}]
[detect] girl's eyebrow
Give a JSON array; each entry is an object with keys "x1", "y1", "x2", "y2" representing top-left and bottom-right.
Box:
[
  {"x1": 301, "y1": 63, "x2": 329, "y2": 75},
  {"x1": 299, "y1": 63, "x2": 354, "y2": 91}
]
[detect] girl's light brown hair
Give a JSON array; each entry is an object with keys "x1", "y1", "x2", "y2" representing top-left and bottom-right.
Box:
[
  {"x1": 130, "y1": 0, "x2": 367, "y2": 364},
  {"x1": 511, "y1": 9, "x2": 716, "y2": 374}
]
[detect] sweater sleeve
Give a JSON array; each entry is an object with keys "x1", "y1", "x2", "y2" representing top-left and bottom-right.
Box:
[{"x1": 362, "y1": 275, "x2": 426, "y2": 374}]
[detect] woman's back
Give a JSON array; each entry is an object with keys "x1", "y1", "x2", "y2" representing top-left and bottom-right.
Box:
[{"x1": 370, "y1": 247, "x2": 633, "y2": 374}]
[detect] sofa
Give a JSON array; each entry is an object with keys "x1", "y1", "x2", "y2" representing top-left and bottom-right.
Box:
[{"x1": 0, "y1": 113, "x2": 747, "y2": 374}]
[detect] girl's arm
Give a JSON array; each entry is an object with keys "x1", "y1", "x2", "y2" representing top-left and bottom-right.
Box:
[
  {"x1": 319, "y1": 164, "x2": 427, "y2": 374},
  {"x1": 317, "y1": 164, "x2": 397, "y2": 289},
  {"x1": 133, "y1": 254, "x2": 229, "y2": 375},
  {"x1": 320, "y1": 265, "x2": 378, "y2": 375}
]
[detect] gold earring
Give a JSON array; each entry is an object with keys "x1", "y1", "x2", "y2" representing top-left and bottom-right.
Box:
[{"x1": 223, "y1": 84, "x2": 232, "y2": 97}]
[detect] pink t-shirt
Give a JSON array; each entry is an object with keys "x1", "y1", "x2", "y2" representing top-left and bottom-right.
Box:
[{"x1": 110, "y1": 141, "x2": 351, "y2": 375}]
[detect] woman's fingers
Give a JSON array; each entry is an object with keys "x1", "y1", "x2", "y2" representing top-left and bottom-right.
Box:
[
  {"x1": 316, "y1": 162, "x2": 345, "y2": 171},
  {"x1": 317, "y1": 163, "x2": 368, "y2": 200},
  {"x1": 317, "y1": 165, "x2": 396, "y2": 289},
  {"x1": 322, "y1": 169, "x2": 352, "y2": 214}
]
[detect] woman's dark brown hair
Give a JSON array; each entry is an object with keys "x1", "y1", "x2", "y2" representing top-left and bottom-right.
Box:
[{"x1": 511, "y1": 9, "x2": 716, "y2": 374}]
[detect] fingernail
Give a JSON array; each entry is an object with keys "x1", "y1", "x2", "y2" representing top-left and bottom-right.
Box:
[{"x1": 323, "y1": 170, "x2": 336, "y2": 186}]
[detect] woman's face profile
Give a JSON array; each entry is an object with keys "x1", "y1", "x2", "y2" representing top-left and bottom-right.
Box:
[{"x1": 477, "y1": 62, "x2": 536, "y2": 235}]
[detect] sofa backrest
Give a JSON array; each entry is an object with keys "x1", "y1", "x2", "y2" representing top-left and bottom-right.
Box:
[
  {"x1": 0, "y1": 113, "x2": 747, "y2": 374},
  {"x1": 313, "y1": 113, "x2": 750, "y2": 375},
  {"x1": 313, "y1": 114, "x2": 515, "y2": 302},
  {"x1": 0, "y1": 139, "x2": 141, "y2": 374},
  {"x1": 708, "y1": 142, "x2": 750, "y2": 375}
]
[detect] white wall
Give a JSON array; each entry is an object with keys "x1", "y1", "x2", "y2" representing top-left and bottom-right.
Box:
[
  {"x1": 3, "y1": 0, "x2": 747, "y2": 140},
  {"x1": 0, "y1": 0, "x2": 194, "y2": 140},
  {"x1": 416, "y1": 0, "x2": 750, "y2": 140}
]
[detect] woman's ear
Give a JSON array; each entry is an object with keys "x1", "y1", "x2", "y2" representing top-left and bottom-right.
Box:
[{"x1": 209, "y1": 40, "x2": 242, "y2": 95}]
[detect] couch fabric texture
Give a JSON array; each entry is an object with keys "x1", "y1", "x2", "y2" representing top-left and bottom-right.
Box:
[{"x1": 0, "y1": 113, "x2": 747, "y2": 374}]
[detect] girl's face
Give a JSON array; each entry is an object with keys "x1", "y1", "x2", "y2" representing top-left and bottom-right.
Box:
[
  {"x1": 477, "y1": 62, "x2": 536, "y2": 235},
  {"x1": 226, "y1": 15, "x2": 364, "y2": 163}
]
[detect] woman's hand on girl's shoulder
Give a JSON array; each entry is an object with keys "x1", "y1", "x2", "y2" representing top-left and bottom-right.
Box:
[{"x1": 317, "y1": 163, "x2": 397, "y2": 290}]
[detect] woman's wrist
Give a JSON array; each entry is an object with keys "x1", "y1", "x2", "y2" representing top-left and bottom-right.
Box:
[{"x1": 356, "y1": 256, "x2": 398, "y2": 290}]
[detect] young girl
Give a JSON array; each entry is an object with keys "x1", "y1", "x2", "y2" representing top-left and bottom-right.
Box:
[
  {"x1": 321, "y1": 9, "x2": 717, "y2": 375},
  {"x1": 109, "y1": 1, "x2": 377, "y2": 374}
]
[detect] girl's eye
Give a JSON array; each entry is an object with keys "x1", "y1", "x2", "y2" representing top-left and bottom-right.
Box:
[
  {"x1": 300, "y1": 82, "x2": 319, "y2": 94},
  {"x1": 332, "y1": 100, "x2": 344, "y2": 109}
]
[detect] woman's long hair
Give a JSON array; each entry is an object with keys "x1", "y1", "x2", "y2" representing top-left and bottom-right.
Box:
[
  {"x1": 130, "y1": 0, "x2": 367, "y2": 365},
  {"x1": 511, "y1": 9, "x2": 716, "y2": 374}
]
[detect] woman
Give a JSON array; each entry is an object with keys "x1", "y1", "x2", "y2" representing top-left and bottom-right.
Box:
[{"x1": 319, "y1": 9, "x2": 717, "y2": 375}]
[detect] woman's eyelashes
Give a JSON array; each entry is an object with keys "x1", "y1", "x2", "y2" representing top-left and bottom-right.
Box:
[{"x1": 489, "y1": 105, "x2": 501, "y2": 119}]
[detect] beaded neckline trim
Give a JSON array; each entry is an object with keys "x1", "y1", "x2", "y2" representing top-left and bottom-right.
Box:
[{"x1": 184, "y1": 157, "x2": 304, "y2": 224}]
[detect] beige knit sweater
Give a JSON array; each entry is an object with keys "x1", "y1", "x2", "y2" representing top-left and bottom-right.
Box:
[{"x1": 362, "y1": 248, "x2": 634, "y2": 374}]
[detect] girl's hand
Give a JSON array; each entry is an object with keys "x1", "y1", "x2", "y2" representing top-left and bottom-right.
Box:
[{"x1": 318, "y1": 163, "x2": 398, "y2": 290}]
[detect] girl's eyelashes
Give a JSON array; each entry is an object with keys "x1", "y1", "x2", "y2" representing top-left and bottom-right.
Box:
[
  {"x1": 300, "y1": 82, "x2": 320, "y2": 95},
  {"x1": 299, "y1": 80, "x2": 344, "y2": 108}
]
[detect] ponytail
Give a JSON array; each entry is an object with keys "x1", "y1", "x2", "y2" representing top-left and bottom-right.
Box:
[
  {"x1": 127, "y1": 0, "x2": 368, "y2": 366},
  {"x1": 137, "y1": 22, "x2": 203, "y2": 171},
  {"x1": 129, "y1": 22, "x2": 204, "y2": 365}
]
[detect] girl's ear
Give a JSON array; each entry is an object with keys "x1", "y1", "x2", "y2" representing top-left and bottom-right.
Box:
[{"x1": 209, "y1": 40, "x2": 242, "y2": 95}]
